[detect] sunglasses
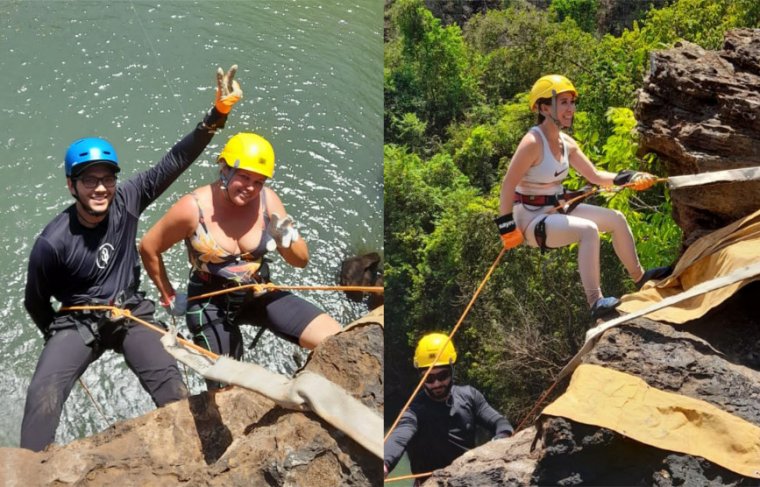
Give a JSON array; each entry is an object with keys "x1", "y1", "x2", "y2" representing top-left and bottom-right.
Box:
[
  {"x1": 423, "y1": 369, "x2": 451, "y2": 384},
  {"x1": 77, "y1": 175, "x2": 118, "y2": 189}
]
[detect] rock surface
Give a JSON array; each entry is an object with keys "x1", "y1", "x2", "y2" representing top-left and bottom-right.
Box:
[
  {"x1": 340, "y1": 252, "x2": 385, "y2": 311},
  {"x1": 425, "y1": 284, "x2": 760, "y2": 487},
  {"x1": 424, "y1": 30, "x2": 760, "y2": 486},
  {"x1": 0, "y1": 308, "x2": 384, "y2": 486},
  {"x1": 636, "y1": 29, "x2": 760, "y2": 247}
]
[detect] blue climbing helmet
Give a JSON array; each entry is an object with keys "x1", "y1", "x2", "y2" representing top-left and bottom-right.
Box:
[{"x1": 64, "y1": 137, "x2": 120, "y2": 177}]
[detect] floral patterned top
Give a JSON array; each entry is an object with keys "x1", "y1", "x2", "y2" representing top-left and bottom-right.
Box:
[{"x1": 184, "y1": 191, "x2": 270, "y2": 284}]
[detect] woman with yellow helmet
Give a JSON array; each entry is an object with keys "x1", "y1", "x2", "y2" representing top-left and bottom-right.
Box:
[
  {"x1": 495, "y1": 75, "x2": 671, "y2": 319},
  {"x1": 139, "y1": 132, "x2": 341, "y2": 387}
]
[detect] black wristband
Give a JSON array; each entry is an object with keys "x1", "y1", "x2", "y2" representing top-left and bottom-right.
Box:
[
  {"x1": 613, "y1": 169, "x2": 637, "y2": 186},
  {"x1": 494, "y1": 214, "x2": 516, "y2": 235},
  {"x1": 197, "y1": 107, "x2": 228, "y2": 133}
]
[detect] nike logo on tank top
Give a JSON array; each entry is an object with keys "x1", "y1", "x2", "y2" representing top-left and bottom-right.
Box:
[{"x1": 516, "y1": 126, "x2": 570, "y2": 194}]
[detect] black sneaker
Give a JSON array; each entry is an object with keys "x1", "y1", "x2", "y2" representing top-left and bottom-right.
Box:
[
  {"x1": 590, "y1": 296, "x2": 621, "y2": 319},
  {"x1": 635, "y1": 266, "x2": 673, "y2": 290}
]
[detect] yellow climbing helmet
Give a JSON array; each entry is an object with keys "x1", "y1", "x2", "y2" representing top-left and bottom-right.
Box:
[
  {"x1": 218, "y1": 132, "x2": 275, "y2": 178},
  {"x1": 413, "y1": 333, "x2": 457, "y2": 368},
  {"x1": 529, "y1": 74, "x2": 577, "y2": 112}
]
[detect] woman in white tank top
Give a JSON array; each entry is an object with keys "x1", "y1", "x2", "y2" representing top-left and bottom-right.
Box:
[{"x1": 494, "y1": 75, "x2": 670, "y2": 319}]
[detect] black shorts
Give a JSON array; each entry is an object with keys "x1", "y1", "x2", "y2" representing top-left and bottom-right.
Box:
[{"x1": 185, "y1": 273, "x2": 323, "y2": 358}]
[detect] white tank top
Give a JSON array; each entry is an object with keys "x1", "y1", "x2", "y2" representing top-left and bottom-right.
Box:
[{"x1": 516, "y1": 126, "x2": 569, "y2": 194}]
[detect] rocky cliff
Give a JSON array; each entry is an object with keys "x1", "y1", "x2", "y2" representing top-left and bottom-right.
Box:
[
  {"x1": 421, "y1": 29, "x2": 760, "y2": 486},
  {"x1": 637, "y1": 28, "x2": 760, "y2": 247},
  {"x1": 0, "y1": 308, "x2": 384, "y2": 486}
]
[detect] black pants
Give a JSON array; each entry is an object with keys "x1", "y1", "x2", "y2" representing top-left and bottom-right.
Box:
[{"x1": 20, "y1": 300, "x2": 187, "y2": 452}]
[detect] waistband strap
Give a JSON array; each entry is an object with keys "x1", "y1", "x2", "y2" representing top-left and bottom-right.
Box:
[{"x1": 514, "y1": 192, "x2": 560, "y2": 206}]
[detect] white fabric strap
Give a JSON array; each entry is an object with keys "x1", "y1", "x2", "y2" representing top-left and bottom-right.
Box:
[
  {"x1": 667, "y1": 166, "x2": 760, "y2": 188},
  {"x1": 160, "y1": 330, "x2": 383, "y2": 459},
  {"x1": 556, "y1": 261, "x2": 760, "y2": 382}
]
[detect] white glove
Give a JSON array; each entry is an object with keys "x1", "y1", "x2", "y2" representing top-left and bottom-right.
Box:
[
  {"x1": 266, "y1": 212, "x2": 300, "y2": 250},
  {"x1": 162, "y1": 293, "x2": 188, "y2": 316}
]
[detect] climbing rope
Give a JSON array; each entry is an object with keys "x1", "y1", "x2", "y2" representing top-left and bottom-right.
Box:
[
  {"x1": 189, "y1": 283, "x2": 383, "y2": 302},
  {"x1": 383, "y1": 248, "x2": 505, "y2": 483},
  {"x1": 385, "y1": 471, "x2": 434, "y2": 483},
  {"x1": 77, "y1": 377, "x2": 110, "y2": 426},
  {"x1": 514, "y1": 260, "x2": 760, "y2": 433},
  {"x1": 59, "y1": 283, "x2": 382, "y2": 419},
  {"x1": 386, "y1": 169, "x2": 760, "y2": 481},
  {"x1": 60, "y1": 305, "x2": 220, "y2": 360}
]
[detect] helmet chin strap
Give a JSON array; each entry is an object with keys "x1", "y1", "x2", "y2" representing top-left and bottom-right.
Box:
[
  {"x1": 549, "y1": 89, "x2": 562, "y2": 127},
  {"x1": 219, "y1": 159, "x2": 241, "y2": 199},
  {"x1": 548, "y1": 89, "x2": 574, "y2": 129}
]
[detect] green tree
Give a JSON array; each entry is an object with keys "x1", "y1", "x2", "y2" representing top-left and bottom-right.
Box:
[
  {"x1": 385, "y1": 0, "x2": 479, "y2": 144},
  {"x1": 550, "y1": 0, "x2": 599, "y2": 33},
  {"x1": 384, "y1": 0, "x2": 750, "y2": 430},
  {"x1": 464, "y1": 6, "x2": 596, "y2": 105}
]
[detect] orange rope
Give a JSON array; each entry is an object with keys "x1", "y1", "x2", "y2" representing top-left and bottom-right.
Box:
[
  {"x1": 60, "y1": 305, "x2": 220, "y2": 361},
  {"x1": 384, "y1": 247, "x2": 506, "y2": 444},
  {"x1": 189, "y1": 283, "x2": 383, "y2": 302},
  {"x1": 385, "y1": 471, "x2": 433, "y2": 483}
]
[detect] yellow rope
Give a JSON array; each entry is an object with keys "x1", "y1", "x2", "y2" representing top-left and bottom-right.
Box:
[
  {"x1": 60, "y1": 305, "x2": 220, "y2": 361},
  {"x1": 384, "y1": 177, "x2": 668, "y2": 472},
  {"x1": 189, "y1": 283, "x2": 383, "y2": 302},
  {"x1": 61, "y1": 283, "x2": 382, "y2": 358},
  {"x1": 384, "y1": 471, "x2": 433, "y2": 483}
]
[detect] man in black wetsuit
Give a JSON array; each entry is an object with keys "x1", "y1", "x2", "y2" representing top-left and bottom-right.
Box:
[
  {"x1": 384, "y1": 333, "x2": 514, "y2": 483},
  {"x1": 20, "y1": 65, "x2": 242, "y2": 452}
]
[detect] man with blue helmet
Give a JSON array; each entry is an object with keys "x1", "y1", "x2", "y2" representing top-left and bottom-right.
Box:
[{"x1": 21, "y1": 65, "x2": 243, "y2": 452}]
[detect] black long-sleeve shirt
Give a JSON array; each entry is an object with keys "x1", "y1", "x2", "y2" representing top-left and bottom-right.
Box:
[
  {"x1": 24, "y1": 113, "x2": 224, "y2": 335},
  {"x1": 385, "y1": 384, "x2": 513, "y2": 475}
]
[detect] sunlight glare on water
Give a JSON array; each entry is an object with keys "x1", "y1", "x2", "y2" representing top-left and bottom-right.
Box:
[{"x1": 0, "y1": 0, "x2": 382, "y2": 447}]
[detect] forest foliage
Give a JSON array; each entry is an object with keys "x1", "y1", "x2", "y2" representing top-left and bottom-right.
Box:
[{"x1": 384, "y1": 0, "x2": 760, "y2": 425}]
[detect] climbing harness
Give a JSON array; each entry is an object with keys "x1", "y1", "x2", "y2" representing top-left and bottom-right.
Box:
[{"x1": 534, "y1": 217, "x2": 549, "y2": 252}]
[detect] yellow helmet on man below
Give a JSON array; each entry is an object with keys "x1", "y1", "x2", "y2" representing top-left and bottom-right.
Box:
[
  {"x1": 529, "y1": 74, "x2": 577, "y2": 112},
  {"x1": 414, "y1": 333, "x2": 457, "y2": 368},
  {"x1": 218, "y1": 132, "x2": 275, "y2": 178}
]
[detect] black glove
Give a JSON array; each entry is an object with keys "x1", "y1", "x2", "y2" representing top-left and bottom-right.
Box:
[
  {"x1": 494, "y1": 213, "x2": 523, "y2": 249},
  {"x1": 613, "y1": 169, "x2": 637, "y2": 186}
]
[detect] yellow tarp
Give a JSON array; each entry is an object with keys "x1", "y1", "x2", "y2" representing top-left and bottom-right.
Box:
[
  {"x1": 542, "y1": 364, "x2": 760, "y2": 478},
  {"x1": 617, "y1": 207, "x2": 760, "y2": 323}
]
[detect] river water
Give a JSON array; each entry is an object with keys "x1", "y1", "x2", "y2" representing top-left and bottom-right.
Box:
[{"x1": 0, "y1": 0, "x2": 382, "y2": 447}]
